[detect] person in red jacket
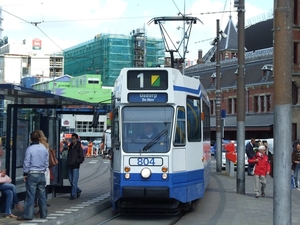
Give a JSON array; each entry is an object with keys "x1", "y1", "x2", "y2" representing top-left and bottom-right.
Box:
[{"x1": 248, "y1": 145, "x2": 270, "y2": 198}]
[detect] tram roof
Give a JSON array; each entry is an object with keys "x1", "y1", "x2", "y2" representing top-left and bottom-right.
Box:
[{"x1": 0, "y1": 83, "x2": 96, "y2": 106}]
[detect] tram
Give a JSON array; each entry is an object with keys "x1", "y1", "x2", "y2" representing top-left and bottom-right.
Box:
[{"x1": 110, "y1": 68, "x2": 211, "y2": 212}]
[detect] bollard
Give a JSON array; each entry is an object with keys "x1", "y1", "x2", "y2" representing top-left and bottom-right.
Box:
[{"x1": 226, "y1": 158, "x2": 234, "y2": 177}]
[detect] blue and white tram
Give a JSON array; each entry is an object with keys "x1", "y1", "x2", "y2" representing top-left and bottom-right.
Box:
[{"x1": 110, "y1": 68, "x2": 211, "y2": 212}]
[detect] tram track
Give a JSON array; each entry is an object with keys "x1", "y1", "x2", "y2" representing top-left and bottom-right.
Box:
[
  {"x1": 91, "y1": 209, "x2": 187, "y2": 225},
  {"x1": 78, "y1": 158, "x2": 110, "y2": 185}
]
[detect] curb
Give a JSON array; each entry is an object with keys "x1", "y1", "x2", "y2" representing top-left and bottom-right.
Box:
[{"x1": 43, "y1": 198, "x2": 111, "y2": 225}]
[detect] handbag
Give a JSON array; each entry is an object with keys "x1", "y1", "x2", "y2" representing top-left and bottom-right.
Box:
[
  {"x1": 49, "y1": 149, "x2": 59, "y2": 168},
  {"x1": 0, "y1": 174, "x2": 12, "y2": 183}
]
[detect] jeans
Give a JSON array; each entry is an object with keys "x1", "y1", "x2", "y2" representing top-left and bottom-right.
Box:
[
  {"x1": 0, "y1": 183, "x2": 19, "y2": 215},
  {"x1": 294, "y1": 164, "x2": 300, "y2": 187},
  {"x1": 23, "y1": 173, "x2": 47, "y2": 219},
  {"x1": 68, "y1": 168, "x2": 81, "y2": 198}
]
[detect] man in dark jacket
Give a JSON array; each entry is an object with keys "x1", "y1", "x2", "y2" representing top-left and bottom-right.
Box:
[
  {"x1": 246, "y1": 138, "x2": 256, "y2": 176},
  {"x1": 67, "y1": 133, "x2": 84, "y2": 200}
]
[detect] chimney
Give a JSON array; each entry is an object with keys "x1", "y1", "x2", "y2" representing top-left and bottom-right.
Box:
[
  {"x1": 198, "y1": 49, "x2": 203, "y2": 59},
  {"x1": 197, "y1": 49, "x2": 205, "y2": 64}
]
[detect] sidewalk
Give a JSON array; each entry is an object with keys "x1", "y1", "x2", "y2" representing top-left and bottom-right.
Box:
[
  {"x1": 207, "y1": 170, "x2": 300, "y2": 225},
  {"x1": 1, "y1": 158, "x2": 300, "y2": 225},
  {"x1": 0, "y1": 157, "x2": 112, "y2": 225}
]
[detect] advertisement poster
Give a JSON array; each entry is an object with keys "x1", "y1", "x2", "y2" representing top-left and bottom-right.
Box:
[{"x1": 16, "y1": 120, "x2": 29, "y2": 168}]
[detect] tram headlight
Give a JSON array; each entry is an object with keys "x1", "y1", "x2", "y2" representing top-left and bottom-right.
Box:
[
  {"x1": 124, "y1": 166, "x2": 131, "y2": 172},
  {"x1": 162, "y1": 173, "x2": 168, "y2": 179},
  {"x1": 141, "y1": 167, "x2": 151, "y2": 179},
  {"x1": 161, "y1": 166, "x2": 168, "y2": 173},
  {"x1": 125, "y1": 173, "x2": 130, "y2": 179}
]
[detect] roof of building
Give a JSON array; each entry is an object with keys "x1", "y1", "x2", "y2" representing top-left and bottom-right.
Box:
[
  {"x1": 245, "y1": 19, "x2": 273, "y2": 52},
  {"x1": 186, "y1": 48, "x2": 273, "y2": 90},
  {"x1": 219, "y1": 16, "x2": 238, "y2": 52},
  {"x1": 200, "y1": 17, "x2": 273, "y2": 63}
]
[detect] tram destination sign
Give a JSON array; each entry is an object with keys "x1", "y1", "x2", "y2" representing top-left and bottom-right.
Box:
[
  {"x1": 127, "y1": 70, "x2": 168, "y2": 90},
  {"x1": 128, "y1": 93, "x2": 168, "y2": 103}
]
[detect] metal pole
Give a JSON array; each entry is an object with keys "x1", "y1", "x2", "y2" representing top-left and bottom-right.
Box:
[
  {"x1": 182, "y1": 0, "x2": 185, "y2": 75},
  {"x1": 215, "y1": 19, "x2": 222, "y2": 172},
  {"x1": 236, "y1": 0, "x2": 245, "y2": 194},
  {"x1": 273, "y1": 0, "x2": 292, "y2": 224}
]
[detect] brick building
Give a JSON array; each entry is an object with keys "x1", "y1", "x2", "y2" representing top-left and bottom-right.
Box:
[{"x1": 186, "y1": 2, "x2": 300, "y2": 141}]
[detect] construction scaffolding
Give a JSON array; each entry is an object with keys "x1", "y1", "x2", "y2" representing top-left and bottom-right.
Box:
[{"x1": 64, "y1": 33, "x2": 164, "y2": 86}]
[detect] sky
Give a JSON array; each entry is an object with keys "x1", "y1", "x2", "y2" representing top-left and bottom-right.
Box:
[{"x1": 0, "y1": 0, "x2": 273, "y2": 60}]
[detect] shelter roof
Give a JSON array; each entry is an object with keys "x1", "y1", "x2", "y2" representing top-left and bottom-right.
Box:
[{"x1": 0, "y1": 83, "x2": 96, "y2": 106}]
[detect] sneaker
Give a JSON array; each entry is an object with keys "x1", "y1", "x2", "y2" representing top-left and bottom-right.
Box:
[{"x1": 77, "y1": 191, "x2": 82, "y2": 198}]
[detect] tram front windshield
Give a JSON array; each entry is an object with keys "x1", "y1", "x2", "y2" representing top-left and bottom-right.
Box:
[{"x1": 122, "y1": 106, "x2": 174, "y2": 153}]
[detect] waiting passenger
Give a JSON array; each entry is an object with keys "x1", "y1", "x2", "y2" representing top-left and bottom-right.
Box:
[{"x1": 0, "y1": 170, "x2": 24, "y2": 218}]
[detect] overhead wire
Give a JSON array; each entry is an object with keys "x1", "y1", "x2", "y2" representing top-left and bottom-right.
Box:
[
  {"x1": 220, "y1": 0, "x2": 228, "y2": 28},
  {"x1": 171, "y1": 0, "x2": 182, "y2": 15},
  {"x1": 2, "y1": 8, "x2": 99, "y2": 97},
  {"x1": 1, "y1": 8, "x2": 95, "y2": 70}
]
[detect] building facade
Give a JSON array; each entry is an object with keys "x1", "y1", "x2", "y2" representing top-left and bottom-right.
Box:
[
  {"x1": 64, "y1": 30, "x2": 165, "y2": 86},
  {"x1": 186, "y1": 1, "x2": 300, "y2": 141},
  {"x1": 31, "y1": 74, "x2": 112, "y2": 140}
]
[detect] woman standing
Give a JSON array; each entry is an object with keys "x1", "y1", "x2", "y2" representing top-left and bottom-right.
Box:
[{"x1": 37, "y1": 130, "x2": 50, "y2": 187}]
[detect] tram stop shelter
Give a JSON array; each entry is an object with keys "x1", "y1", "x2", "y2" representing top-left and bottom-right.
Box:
[{"x1": 0, "y1": 83, "x2": 109, "y2": 201}]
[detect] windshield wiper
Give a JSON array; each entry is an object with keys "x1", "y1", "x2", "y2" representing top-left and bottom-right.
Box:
[{"x1": 141, "y1": 129, "x2": 168, "y2": 152}]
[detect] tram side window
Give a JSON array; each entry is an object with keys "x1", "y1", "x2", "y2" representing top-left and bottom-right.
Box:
[
  {"x1": 174, "y1": 106, "x2": 186, "y2": 146},
  {"x1": 187, "y1": 97, "x2": 201, "y2": 142}
]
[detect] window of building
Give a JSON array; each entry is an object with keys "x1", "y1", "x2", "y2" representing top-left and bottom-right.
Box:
[
  {"x1": 75, "y1": 121, "x2": 104, "y2": 133},
  {"x1": 227, "y1": 98, "x2": 237, "y2": 114},
  {"x1": 228, "y1": 98, "x2": 232, "y2": 114},
  {"x1": 294, "y1": 42, "x2": 298, "y2": 65},
  {"x1": 233, "y1": 98, "x2": 237, "y2": 114},
  {"x1": 88, "y1": 79, "x2": 100, "y2": 84},
  {"x1": 294, "y1": 0, "x2": 299, "y2": 25},
  {"x1": 254, "y1": 95, "x2": 272, "y2": 113},
  {"x1": 210, "y1": 100, "x2": 215, "y2": 115},
  {"x1": 260, "y1": 96, "x2": 265, "y2": 112},
  {"x1": 292, "y1": 82, "x2": 298, "y2": 105},
  {"x1": 266, "y1": 95, "x2": 271, "y2": 111},
  {"x1": 254, "y1": 96, "x2": 259, "y2": 112}
]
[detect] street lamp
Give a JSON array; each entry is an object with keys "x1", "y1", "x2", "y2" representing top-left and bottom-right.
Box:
[{"x1": 210, "y1": 19, "x2": 227, "y2": 172}]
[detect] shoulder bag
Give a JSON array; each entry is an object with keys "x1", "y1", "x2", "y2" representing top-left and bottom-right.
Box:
[{"x1": 49, "y1": 149, "x2": 59, "y2": 168}]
